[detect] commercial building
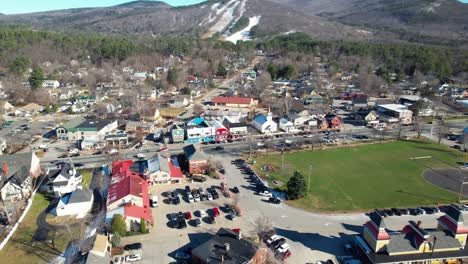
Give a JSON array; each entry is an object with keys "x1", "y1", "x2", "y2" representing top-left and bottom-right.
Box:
[
  {"x1": 354, "y1": 206, "x2": 468, "y2": 264},
  {"x1": 377, "y1": 104, "x2": 413, "y2": 125}
]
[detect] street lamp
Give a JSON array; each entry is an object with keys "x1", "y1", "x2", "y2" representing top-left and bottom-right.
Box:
[{"x1": 308, "y1": 164, "x2": 312, "y2": 191}]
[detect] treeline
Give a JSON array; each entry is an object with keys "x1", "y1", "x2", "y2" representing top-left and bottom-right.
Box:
[
  {"x1": 256, "y1": 33, "x2": 468, "y2": 80},
  {"x1": 230, "y1": 16, "x2": 249, "y2": 34}
]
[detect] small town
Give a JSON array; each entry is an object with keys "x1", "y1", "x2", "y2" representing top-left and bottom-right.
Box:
[{"x1": 0, "y1": 1, "x2": 467, "y2": 264}]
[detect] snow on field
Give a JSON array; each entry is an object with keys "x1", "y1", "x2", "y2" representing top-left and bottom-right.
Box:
[{"x1": 226, "y1": 16, "x2": 261, "y2": 44}]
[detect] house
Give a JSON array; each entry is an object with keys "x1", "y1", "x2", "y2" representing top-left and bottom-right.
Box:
[
  {"x1": 353, "y1": 206, "x2": 468, "y2": 264},
  {"x1": 252, "y1": 112, "x2": 277, "y2": 134},
  {"x1": 287, "y1": 113, "x2": 311, "y2": 127},
  {"x1": 168, "y1": 97, "x2": 189, "y2": 108},
  {"x1": 222, "y1": 117, "x2": 248, "y2": 140},
  {"x1": 106, "y1": 101, "x2": 122, "y2": 114},
  {"x1": 209, "y1": 120, "x2": 229, "y2": 142},
  {"x1": 42, "y1": 80, "x2": 60, "y2": 89},
  {"x1": 365, "y1": 110, "x2": 379, "y2": 123},
  {"x1": 106, "y1": 160, "x2": 152, "y2": 231},
  {"x1": 55, "y1": 189, "x2": 93, "y2": 218},
  {"x1": 44, "y1": 162, "x2": 82, "y2": 196},
  {"x1": 15, "y1": 103, "x2": 44, "y2": 116},
  {"x1": 125, "y1": 121, "x2": 154, "y2": 134},
  {"x1": 56, "y1": 118, "x2": 118, "y2": 143},
  {"x1": 75, "y1": 96, "x2": 96, "y2": 106},
  {"x1": 317, "y1": 118, "x2": 329, "y2": 130},
  {"x1": 279, "y1": 118, "x2": 294, "y2": 132},
  {"x1": 140, "y1": 154, "x2": 171, "y2": 185},
  {"x1": 211, "y1": 96, "x2": 257, "y2": 108},
  {"x1": 0, "y1": 101, "x2": 14, "y2": 113},
  {"x1": 104, "y1": 132, "x2": 129, "y2": 148},
  {"x1": 377, "y1": 104, "x2": 413, "y2": 125},
  {"x1": 324, "y1": 114, "x2": 342, "y2": 130},
  {"x1": 171, "y1": 125, "x2": 185, "y2": 143},
  {"x1": 191, "y1": 228, "x2": 267, "y2": 264},
  {"x1": 56, "y1": 117, "x2": 86, "y2": 140},
  {"x1": 0, "y1": 137, "x2": 7, "y2": 154},
  {"x1": 0, "y1": 152, "x2": 42, "y2": 202},
  {"x1": 183, "y1": 144, "x2": 208, "y2": 175}
]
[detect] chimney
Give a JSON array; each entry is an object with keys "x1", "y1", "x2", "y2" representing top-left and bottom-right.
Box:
[
  {"x1": 2, "y1": 161, "x2": 8, "y2": 177},
  {"x1": 224, "y1": 243, "x2": 230, "y2": 251}
]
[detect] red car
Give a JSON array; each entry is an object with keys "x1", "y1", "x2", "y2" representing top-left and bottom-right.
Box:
[
  {"x1": 184, "y1": 212, "x2": 192, "y2": 220},
  {"x1": 212, "y1": 207, "x2": 220, "y2": 217}
]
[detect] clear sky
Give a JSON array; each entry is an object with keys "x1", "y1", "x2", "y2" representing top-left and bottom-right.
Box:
[
  {"x1": 0, "y1": 0, "x2": 467, "y2": 14},
  {"x1": 0, "y1": 0, "x2": 207, "y2": 14}
]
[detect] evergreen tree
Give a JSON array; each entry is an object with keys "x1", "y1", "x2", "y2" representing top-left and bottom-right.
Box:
[
  {"x1": 217, "y1": 62, "x2": 228, "y2": 78},
  {"x1": 111, "y1": 214, "x2": 127, "y2": 237},
  {"x1": 287, "y1": 171, "x2": 307, "y2": 200},
  {"x1": 167, "y1": 68, "x2": 178, "y2": 86},
  {"x1": 8, "y1": 57, "x2": 30, "y2": 77},
  {"x1": 28, "y1": 67, "x2": 45, "y2": 90},
  {"x1": 110, "y1": 232, "x2": 121, "y2": 247},
  {"x1": 140, "y1": 218, "x2": 147, "y2": 233}
]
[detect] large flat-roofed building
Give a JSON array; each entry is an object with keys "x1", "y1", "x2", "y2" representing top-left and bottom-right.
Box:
[
  {"x1": 377, "y1": 104, "x2": 413, "y2": 125},
  {"x1": 354, "y1": 206, "x2": 468, "y2": 264}
]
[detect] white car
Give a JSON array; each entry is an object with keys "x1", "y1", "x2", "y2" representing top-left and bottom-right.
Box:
[
  {"x1": 207, "y1": 193, "x2": 213, "y2": 201},
  {"x1": 109, "y1": 149, "x2": 119, "y2": 154},
  {"x1": 137, "y1": 153, "x2": 145, "y2": 159},
  {"x1": 266, "y1": 235, "x2": 279, "y2": 246},
  {"x1": 258, "y1": 191, "x2": 273, "y2": 198},
  {"x1": 194, "y1": 193, "x2": 201, "y2": 202},
  {"x1": 199, "y1": 209, "x2": 207, "y2": 217},
  {"x1": 151, "y1": 195, "x2": 158, "y2": 207},
  {"x1": 275, "y1": 243, "x2": 290, "y2": 254},
  {"x1": 125, "y1": 254, "x2": 142, "y2": 262},
  {"x1": 188, "y1": 194, "x2": 194, "y2": 203}
]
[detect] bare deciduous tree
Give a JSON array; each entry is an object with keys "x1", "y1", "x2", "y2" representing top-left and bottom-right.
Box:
[{"x1": 252, "y1": 216, "x2": 274, "y2": 242}]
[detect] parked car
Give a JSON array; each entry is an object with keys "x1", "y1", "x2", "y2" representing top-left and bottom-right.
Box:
[
  {"x1": 266, "y1": 235, "x2": 279, "y2": 246},
  {"x1": 177, "y1": 218, "x2": 187, "y2": 229},
  {"x1": 207, "y1": 193, "x2": 213, "y2": 201},
  {"x1": 185, "y1": 211, "x2": 192, "y2": 220},
  {"x1": 193, "y1": 218, "x2": 202, "y2": 227},
  {"x1": 268, "y1": 197, "x2": 281, "y2": 204},
  {"x1": 194, "y1": 193, "x2": 201, "y2": 202},
  {"x1": 185, "y1": 186, "x2": 191, "y2": 194},
  {"x1": 172, "y1": 196, "x2": 180, "y2": 205},
  {"x1": 417, "y1": 207, "x2": 426, "y2": 215},
  {"x1": 187, "y1": 194, "x2": 194, "y2": 203},
  {"x1": 125, "y1": 254, "x2": 142, "y2": 262},
  {"x1": 211, "y1": 191, "x2": 219, "y2": 200},
  {"x1": 124, "y1": 243, "x2": 142, "y2": 251},
  {"x1": 199, "y1": 210, "x2": 207, "y2": 217},
  {"x1": 258, "y1": 190, "x2": 273, "y2": 197},
  {"x1": 229, "y1": 210, "x2": 238, "y2": 220},
  {"x1": 207, "y1": 216, "x2": 216, "y2": 224},
  {"x1": 214, "y1": 146, "x2": 224, "y2": 150},
  {"x1": 212, "y1": 207, "x2": 220, "y2": 217},
  {"x1": 231, "y1": 187, "x2": 240, "y2": 194},
  {"x1": 151, "y1": 195, "x2": 158, "y2": 207}
]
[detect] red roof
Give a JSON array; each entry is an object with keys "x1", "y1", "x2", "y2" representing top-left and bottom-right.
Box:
[
  {"x1": 212, "y1": 96, "x2": 252, "y2": 105},
  {"x1": 169, "y1": 159, "x2": 184, "y2": 179},
  {"x1": 124, "y1": 204, "x2": 152, "y2": 223},
  {"x1": 364, "y1": 221, "x2": 390, "y2": 240},
  {"x1": 439, "y1": 215, "x2": 468, "y2": 234},
  {"x1": 108, "y1": 160, "x2": 145, "y2": 206}
]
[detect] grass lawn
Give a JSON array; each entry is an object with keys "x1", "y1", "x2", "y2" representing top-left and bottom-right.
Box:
[
  {"x1": 253, "y1": 140, "x2": 464, "y2": 212},
  {"x1": 79, "y1": 169, "x2": 93, "y2": 188},
  {"x1": 0, "y1": 193, "x2": 69, "y2": 264},
  {"x1": 159, "y1": 108, "x2": 184, "y2": 117}
]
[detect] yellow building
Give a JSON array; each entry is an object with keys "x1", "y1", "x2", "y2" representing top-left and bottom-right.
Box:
[{"x1": 354, "y1": 205, "x2": 468, "y2": 264}]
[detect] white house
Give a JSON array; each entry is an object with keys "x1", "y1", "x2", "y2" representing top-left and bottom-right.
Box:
[
  {"x1": 15, "y1": 103, "x2": 44, "y2": 117},
  {"x1": 42, "y1": 80, "x2": 60, "y2": 89},
  {"x1": 55, "y1": 189, "x2": 94, "y2": 218},
  {"x1": 252, "y1": 112, "x2": 277, "y2": 134},
  {"x1": 279, "y1": 118, "x2": 294, "y2": 132},
  {"x1": 45, "y1": 162, "x2": 82, "y2": 197},
  {"x1": 142, "y1": 154, "x2": 171, "y2": 185}
]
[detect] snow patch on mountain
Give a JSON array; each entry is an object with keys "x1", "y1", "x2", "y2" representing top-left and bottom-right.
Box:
[{"x1": 225, "y1": 16, "x2": 261, "y2": 44}]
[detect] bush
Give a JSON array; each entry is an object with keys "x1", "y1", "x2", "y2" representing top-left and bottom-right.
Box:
[
  {"x1": 140, "y1": 218, "x2": 148, "y2": 234},
  {"x1": 110, "y1": 232, "x2": 121, "y2": 247},
  {"x1": 286, "y1": 171, "x2": 307, "y2": 200}
]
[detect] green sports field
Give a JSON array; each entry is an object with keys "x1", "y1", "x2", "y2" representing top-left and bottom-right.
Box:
[{"x1": 253, "y1": 140, "x2": 464, "y2": 212}]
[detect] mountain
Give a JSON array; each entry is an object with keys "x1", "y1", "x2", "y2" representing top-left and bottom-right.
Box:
[
  {"x1": 271, "y1": 0, "x2": 468, "y2": 40},
  {"x1": 0, "y1": 0, "x2": 466, "y2": 45}
]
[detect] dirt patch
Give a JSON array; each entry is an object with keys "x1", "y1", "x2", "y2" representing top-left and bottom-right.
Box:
[{"x1": 423, "y1": 168, "x2": 468, "y2": 197}]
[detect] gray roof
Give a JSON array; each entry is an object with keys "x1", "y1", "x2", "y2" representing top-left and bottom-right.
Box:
[
  {"x1": 67, "y1": 189, "x2": 93, "y2": 204},
  {"x1": 183, "y1": 144, "x2": 207, "y2": 161},
  {"x1": 61, "y1": 116, "x2": 86, "y2": 129},
  {"x1": 386, "y1": 230, "x2": 462, "y2": 254},
  {"x1": 446, "y1": 204, "x2": 464, "y2": 223},
  {"x1": 369, "y1": 211, "x2": 386, "y2": 229},
  {"x1": 52, "y1": 162, "x2": 75, "y2": 181},
  {"x1": 0, "y1": 153, "x2": 34, "y2": 187},
  {"x1": 191, "y1": 228, "x2": 259, "y2": 264},
  {"x1": 76, "y1": 119, "x2": 114, "y2": 131}
]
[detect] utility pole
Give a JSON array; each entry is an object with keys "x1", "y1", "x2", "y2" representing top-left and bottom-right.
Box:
[
  {"x1": 308, "y1": 164, "x2": 312, "y2": 191},
  {"x1": 459, "y1": 176, "x2": 466, "y2": 204}
]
